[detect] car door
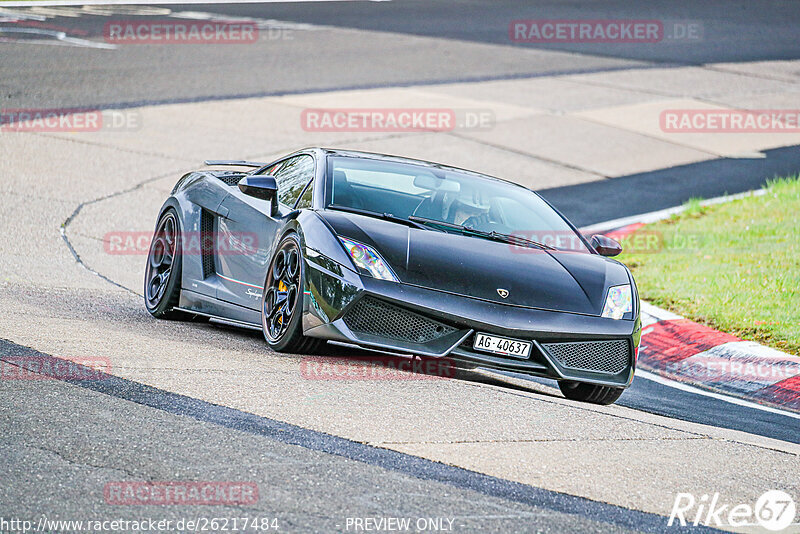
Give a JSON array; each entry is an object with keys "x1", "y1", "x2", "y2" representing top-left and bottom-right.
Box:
[
  {"x1": 215, "y1": 154, "x2": 316, "y2": 310},
  {"x1": 180, "y1": 177, "x2": 232, "y2": 300}
]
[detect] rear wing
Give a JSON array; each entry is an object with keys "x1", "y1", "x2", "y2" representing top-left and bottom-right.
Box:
[{"x1": 204, "y1": 160, "x2": 267, "y2": 168}]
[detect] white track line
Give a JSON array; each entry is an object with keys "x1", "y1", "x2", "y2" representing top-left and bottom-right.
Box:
[
  {"x1": 581, "y1": 189, "x2": 767, "y2": 233},
  {"x1": 636, "y1": 369, "x2": 800, "y2": 420},
  {"x1": 0, "y1": 26, "x2": 117, "y2": 48}
]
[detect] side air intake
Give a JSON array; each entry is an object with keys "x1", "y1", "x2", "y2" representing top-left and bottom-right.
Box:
[{"x1": 200, "y1": 209, "x2": 215, "y2": 279}]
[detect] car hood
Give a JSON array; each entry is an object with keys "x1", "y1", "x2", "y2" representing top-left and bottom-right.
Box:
[{"x1": 319, "y1": 211, "x2": 631, "y2": 316}]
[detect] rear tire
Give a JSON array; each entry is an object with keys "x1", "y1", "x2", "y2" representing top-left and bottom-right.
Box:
[
  {"x1": 144, "y1": 209, "x2": 186, "y2": 320},
  {"x1": 261, "y1": 233, "x2": 324, "y2": 354},
  {"x1": 558, "y1": 381, "x2": 624, "y2": 405}
]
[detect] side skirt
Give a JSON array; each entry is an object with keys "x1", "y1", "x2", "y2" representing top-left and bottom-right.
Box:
[
  {"x1": 174, "y1": 308, "x2": 262, "y2": 331},
  {"x1": 177, "y1": 289, "x2": 262, "y2": 328}
]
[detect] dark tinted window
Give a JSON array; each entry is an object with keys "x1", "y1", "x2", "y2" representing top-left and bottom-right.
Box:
[
  {"x1": 329, "y1": 157, "x2": 588, "y2": 252},
  {"x1": 296, "y1": 181, "x2": 314, "y2": 209},
  {"x1": 272, "y1": 155, "x2": 315, "y2": 207}
]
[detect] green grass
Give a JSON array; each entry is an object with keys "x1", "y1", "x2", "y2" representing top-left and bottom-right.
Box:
[{"x1": 619, "y1": 177, "x2": 800, "y2": 355}]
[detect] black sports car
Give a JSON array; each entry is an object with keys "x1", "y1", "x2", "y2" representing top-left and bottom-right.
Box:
[{"x1": 145, "y1": 148, "x2": 641, "y2": 405}]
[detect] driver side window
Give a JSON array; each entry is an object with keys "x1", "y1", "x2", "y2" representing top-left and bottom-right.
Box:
[{"x1": 271, "y1": 155, "x2": 315, "y2": 207}]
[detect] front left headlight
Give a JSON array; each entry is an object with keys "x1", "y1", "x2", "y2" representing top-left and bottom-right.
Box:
[
  {"x1": 338, "y1": 236, "x2": 399, "y2": 282},
  {"x1": 602, "y1": 284, "x2": 632, "y2": 319}
]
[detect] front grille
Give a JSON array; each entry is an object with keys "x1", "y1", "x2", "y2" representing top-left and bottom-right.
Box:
[
  {"x1": 541, "y1": 340, "x2": 630, "y2": 375},
  {"x1": 200, "y1": 209, "x2": 215, "y2": 278},
  {"x1": 343, "y1": 297, "x2": 456, "y2": 344}
]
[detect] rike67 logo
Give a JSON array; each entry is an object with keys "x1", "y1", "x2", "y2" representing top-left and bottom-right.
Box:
[{"x1": 669, "y1": 490, "x2": 797, "y2": 531}]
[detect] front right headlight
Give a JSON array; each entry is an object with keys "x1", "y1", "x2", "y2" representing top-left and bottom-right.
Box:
[
  {"x1": 602, "y1": 285, "x2": 632, "y2": 319},
  {"x1": 338, "y1": 236, "x2": 399, "y2": 282}
]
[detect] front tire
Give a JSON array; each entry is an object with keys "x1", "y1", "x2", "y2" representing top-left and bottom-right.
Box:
[
  {"x1": 558, "y1": 381, "x2": 624, "y2": 405},
  {"x1": 261, "y1": 233, "x2": 323, "y2": 354}
]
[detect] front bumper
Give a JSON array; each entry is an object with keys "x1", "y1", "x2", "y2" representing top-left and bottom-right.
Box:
[{"x1": 303, "y1": 257, "x2": 640, "y2": 388}]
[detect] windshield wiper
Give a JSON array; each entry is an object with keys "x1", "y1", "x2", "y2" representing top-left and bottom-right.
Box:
[
  {"x1": 408, "y1": 215, "x2": 555, "y2": 251},
  {"x1": 326, "y1": 205, "x2": 428, "y2": 230}
]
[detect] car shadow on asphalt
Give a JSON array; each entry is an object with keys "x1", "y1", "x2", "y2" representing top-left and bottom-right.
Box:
[
  {"x1": 313, "y1": 340, "x2": 566, "y2": 400},
  {"x1": 202, "y1": 318, "x2": 565, "y2": 399}
]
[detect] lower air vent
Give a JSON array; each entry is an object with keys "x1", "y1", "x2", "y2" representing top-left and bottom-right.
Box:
[
  {"x1": 541, "y1": 340, "x2": 630, "y2": 375},
  {"x1": 200, "y1": 209, "x2": 215, "y2": 278},
  {"x1": 343, "y1": 297, "x2": 456, "y2": 344}
]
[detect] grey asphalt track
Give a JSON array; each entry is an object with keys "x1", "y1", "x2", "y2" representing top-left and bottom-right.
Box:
[
  {"x1": 502, "y1": 370, "x2": 800, "y2": 445},
  {"x1": 2, "y1": 1, "x2": 800, "y2": 531},
  {"x1": 540, "y1": 145, "x2": 800, "y2": 226},
  {"x1": 0, "y1": 339, "x2": 720, "y2": 533},
  {"x1": 2, "y1": 0, "x2": 800, "y2": 108},
  {"x1": 183, "y1": 0, "x2": 800, "y2": 63},
  {"x1": 3, "y1": 0, "x2": 799, "y2": 223}
]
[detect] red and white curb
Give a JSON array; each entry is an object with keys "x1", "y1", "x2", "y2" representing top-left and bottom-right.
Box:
[
  {"x1": 638, "y1": 302, "x2": 800, "y2": 414},
  {"x1": 583, "y1": 189, "x2": 800, "y2": 415}
]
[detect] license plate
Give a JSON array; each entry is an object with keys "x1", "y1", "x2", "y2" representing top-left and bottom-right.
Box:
[{"x1": 473, "y1": 333, "x2": 531, "y2": 358}]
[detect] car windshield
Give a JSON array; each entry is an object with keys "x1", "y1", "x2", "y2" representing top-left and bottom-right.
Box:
[{"x1": 327, "y1": 156, "x2": 589, "y2": 252}]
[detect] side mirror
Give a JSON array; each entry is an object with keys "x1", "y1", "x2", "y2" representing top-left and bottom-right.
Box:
[
  {"x1": 238, "y1": 175, "x2": 277, "y2": 201},
  {"x1": 590, "y1": 234, "x2": 622, "y2": 257}
]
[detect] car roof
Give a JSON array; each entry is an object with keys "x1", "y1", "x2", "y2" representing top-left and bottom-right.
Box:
[{"x1": 301, "y1": 147, "x2": 525, "y2": 189}]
